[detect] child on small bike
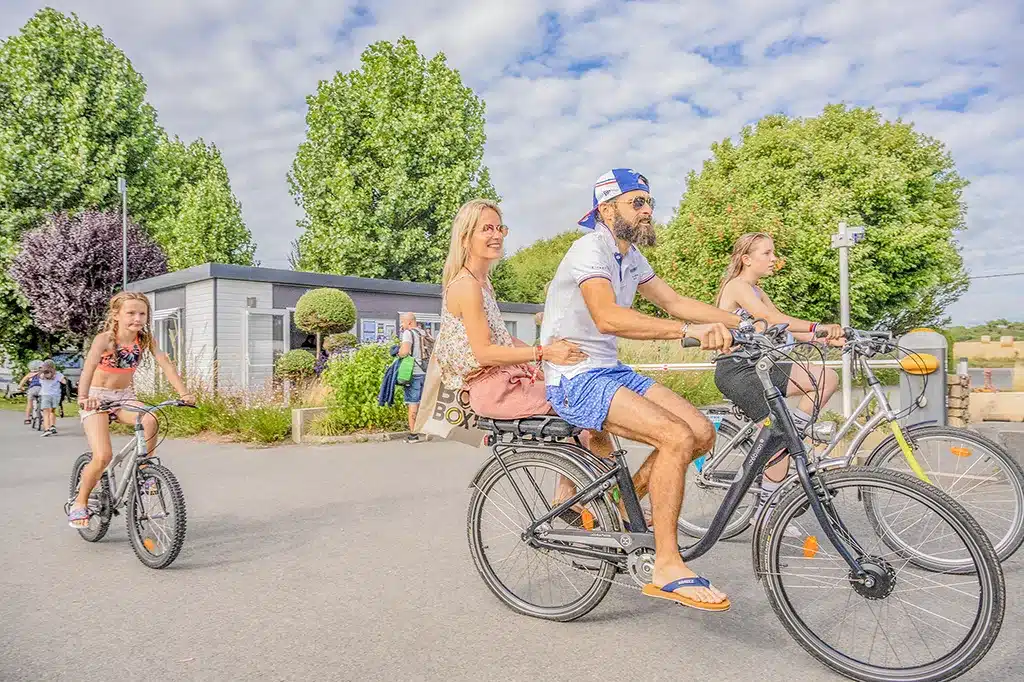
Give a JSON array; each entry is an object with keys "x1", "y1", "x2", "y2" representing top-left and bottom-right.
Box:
[
  {"x1": 68, "y1": 291, "x2": 194, "y2": 529},
  {"x1": 17, "y1": 359, "x2": 44, "y2": 425},
  {"x1": 36, "y1": 359, "x2": 67, "y2": 436}
]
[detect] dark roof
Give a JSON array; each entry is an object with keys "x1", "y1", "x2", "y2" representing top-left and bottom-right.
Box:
[{"x1": 130, "y1": 263, "x2": 543, "y2": 314}]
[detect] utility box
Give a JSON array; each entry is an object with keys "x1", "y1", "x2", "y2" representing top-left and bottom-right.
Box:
[{"x1": 898, "y1": 329, "x2": 947, "y2": 427}]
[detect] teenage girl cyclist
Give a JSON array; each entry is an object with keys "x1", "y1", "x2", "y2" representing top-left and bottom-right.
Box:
[
  {"x1": 68, "y1": 291, "x2": 194, "y2": 528},
  {"x1": 714, "y1": 232, "x2": 843, "y2": 521}
]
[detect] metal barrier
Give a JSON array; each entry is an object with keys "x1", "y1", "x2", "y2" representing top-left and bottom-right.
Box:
[{"x1": 629, "y1": 359, "x2": 905, "y2": 372}]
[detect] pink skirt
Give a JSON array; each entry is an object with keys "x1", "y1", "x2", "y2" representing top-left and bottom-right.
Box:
[{"x1": 466, "y1": 364, "x2": 552, "y2": 419}]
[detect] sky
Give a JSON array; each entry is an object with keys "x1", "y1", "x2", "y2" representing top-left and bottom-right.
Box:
[{"x1": 2, "y1": 0, "x2": 1022, "y2": 325}]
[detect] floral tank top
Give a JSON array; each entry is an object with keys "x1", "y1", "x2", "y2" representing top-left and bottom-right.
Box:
[{"x1": 434, "y1": 274, "x2": 514, "y2": 390}]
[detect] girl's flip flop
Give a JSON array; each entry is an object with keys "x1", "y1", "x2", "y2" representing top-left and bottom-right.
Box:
[{"x1": 642, "y1": 576, "x2": 731, "y2": 612}]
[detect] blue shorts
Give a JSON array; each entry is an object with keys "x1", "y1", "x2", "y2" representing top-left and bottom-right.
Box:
[
  {"x1": 546, "y1": 364, "x2": 656, "y2": 431},
  {"x1": 403, "y1": 374, "x2": 425, "y2": 405}
]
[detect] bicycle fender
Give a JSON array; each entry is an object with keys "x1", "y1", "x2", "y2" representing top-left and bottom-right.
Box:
[
  {"x1": 467, "y1": 458, "x2": 500, "y2": 491},
  {"x1": 862, "y1": 422, "x2": 939, "y2": 467}
]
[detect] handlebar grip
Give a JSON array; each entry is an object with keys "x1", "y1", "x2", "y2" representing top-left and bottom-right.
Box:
[{"x1": 681, "y1": 337, "x2": 702, "y2": 349}]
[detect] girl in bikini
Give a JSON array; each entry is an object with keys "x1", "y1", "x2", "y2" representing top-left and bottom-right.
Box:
[{"x1": 67, "y1": 291, "x2": 194, "y2": 528}]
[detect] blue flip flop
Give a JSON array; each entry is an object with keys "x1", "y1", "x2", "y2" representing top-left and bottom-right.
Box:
[{"x1": 642, "y1": 576, "x2": 731, "y2": 612}]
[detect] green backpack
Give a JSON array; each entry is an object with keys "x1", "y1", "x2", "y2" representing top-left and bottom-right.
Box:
[{"x1": 395, "y1": 330, "x2": 425, "y2": 386}]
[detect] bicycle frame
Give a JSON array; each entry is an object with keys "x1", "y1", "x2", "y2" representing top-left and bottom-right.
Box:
[
  {"x1": 696, "y1": 350, "x2": 933, "y2": 499},
  {"x1": 87, "y1": 411, "x2": 155, "y2": 513},
  {"x1": 480, "y1": 352, "x2": 873, "y2": 577}
]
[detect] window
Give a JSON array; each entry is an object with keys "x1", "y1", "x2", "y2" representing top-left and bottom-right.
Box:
[
  {"x1": 361, "y1": 318, "x2": 397, "y2": 344},
  {"x1": 504, "y1": 320, "x2": 518, "y2": 339},
  {"x1": 288, "y1": 311, "x2": 316, "y2": 352}
]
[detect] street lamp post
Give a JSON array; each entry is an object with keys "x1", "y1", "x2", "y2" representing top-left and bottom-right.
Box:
[
  {"x1": 831, "y1": 221, "x2": 865, "y2": 417},
  {"x1": 118, "y1": 177, "x2": 127, "y2": 289}
]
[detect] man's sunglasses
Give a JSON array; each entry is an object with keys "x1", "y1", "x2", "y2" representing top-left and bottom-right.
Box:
[{"x1": 615, "y1": 196, "x2": 656, "y2": 211}]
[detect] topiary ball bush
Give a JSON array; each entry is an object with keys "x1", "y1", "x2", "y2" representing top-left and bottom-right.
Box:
[
  {"x1": 275, "y1": 349, "x2": 317, "y2": 379},
  {"x1": 294, "y1": 288, "x2": 357, "y2": 336},
  {"x1": 324, "y1": 332, "x2": 358, "y2": 353}
]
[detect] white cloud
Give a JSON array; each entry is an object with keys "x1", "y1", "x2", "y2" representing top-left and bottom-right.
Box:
[{"x1": 1, "y1": 0, "x2": 1020, "y2": 323}]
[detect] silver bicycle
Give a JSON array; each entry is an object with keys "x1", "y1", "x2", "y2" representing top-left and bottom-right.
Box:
[
  {"x1": 67, "y1": 400, "x2": 194, "y2": 569},
  {"x1": 680, "y1": 328, "x2": 1024, "y2": 571}
]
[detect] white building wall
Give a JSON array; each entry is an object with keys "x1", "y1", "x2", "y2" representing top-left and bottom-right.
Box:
[
  {"x1": 216, "y1": 279, "x2": 273, "y2": 391},
  {"x1": 502, "y1": 312, "x2": 540, "y2": 344},
  {"x1": 184, "y1": 280, "x2": 216, "y2": 389}
]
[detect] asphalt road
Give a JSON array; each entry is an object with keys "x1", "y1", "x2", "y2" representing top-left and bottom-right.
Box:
[{"x1": 1, "y1": 412, "x2": 1022, "y2": 682}]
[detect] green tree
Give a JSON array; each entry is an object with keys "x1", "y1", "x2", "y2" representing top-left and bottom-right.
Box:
[
  {"x1": 0, "y1": 9, "x2": 254, "y2": 364},
  {"x1": 289, "y1": 37, "x2": 497, "y2": 282},
  {"x1": 151, "y1": 137, "x2": 256, "y2": 269},
  {"x1": 492, "y1": 231, "x2": 585, "y2": 303},
  {"x1": 656, "y1": 104, "x2": 969, "y2": 332},
  {"x1": 0, "y1": 9, "x2": 162, "y2": 364}
]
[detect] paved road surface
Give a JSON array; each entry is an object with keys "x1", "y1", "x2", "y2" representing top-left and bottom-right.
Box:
[{"x1": 2, "y1": 412, "x2": 1022, "y2": 681}]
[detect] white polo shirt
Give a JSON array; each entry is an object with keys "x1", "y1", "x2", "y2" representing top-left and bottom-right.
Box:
[{"x1": 540, "y1": 225, "x2": 655, "y2": 386}]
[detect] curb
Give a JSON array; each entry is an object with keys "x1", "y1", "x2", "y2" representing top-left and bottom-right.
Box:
[{"x1": 302, "y1": 431, "x2": 435, "y2": 445}]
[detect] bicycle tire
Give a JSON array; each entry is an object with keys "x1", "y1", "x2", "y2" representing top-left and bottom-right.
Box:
[
  {"x1": 865, "y1": 425, "x2": 1024, "y2": 570},
  {"x1": 31, "y1": 398, "x2": 42, "y2": 431},
  {"x1": 69, "y1": 453, "x2": 112, "y2": 543},
  {"x1": 760, "y1": 467, "x2": 1004, "y2": 682},
  {"x1": 678, "y1": 417, "x2": 757, "y2": 540},
  {"x1": 126, "y1": 463, "x2": 187, "y2": 569},
  {"x1": 467, "y1": 448, "x2": 617, "y2": 622}
]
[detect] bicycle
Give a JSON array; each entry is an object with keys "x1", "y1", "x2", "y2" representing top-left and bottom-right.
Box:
[
  {"x1": 466, "y1": 330, "x2": 1004, "y2": 682},
  {"x1": 679, "y1": 327, "x2": 1024, "y2": 571},
  {"x1": 66, "y1": 400, "x2": 194, "y2": 569},
  {"x1": 29, "y1": 391, "x2": 43, "y2": 431}
]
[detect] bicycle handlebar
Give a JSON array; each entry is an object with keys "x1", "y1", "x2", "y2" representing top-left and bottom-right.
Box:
[{"x1": 94, "y1": 399, "x2": 197, "y2": 414}]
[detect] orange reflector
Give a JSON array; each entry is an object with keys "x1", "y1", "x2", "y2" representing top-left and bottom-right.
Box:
[
  {"x1": 899, "y1": 353, "x2": 939, "y2": 375},
  {"x1": 142, "y1": 537, "x2": 156, "y2": 552},
  {"x1": 803, "y1": 536, "x2": 819, "y2": 559},
  {"x1": 951, "y1": 447, "x2": 972, "y2": 458},
  {"x1": 581, "y1": 509, "x2": 595, "y2": 531}
]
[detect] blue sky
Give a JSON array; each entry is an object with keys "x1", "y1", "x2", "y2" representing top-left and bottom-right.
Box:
[{"x1": 2, "y1": 0, "x2": 1022, "y2": 324}]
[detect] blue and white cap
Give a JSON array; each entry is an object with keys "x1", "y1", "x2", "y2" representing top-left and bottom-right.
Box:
[{"x1": 577, "y1": 168, "x2": 650, "y2": 229}]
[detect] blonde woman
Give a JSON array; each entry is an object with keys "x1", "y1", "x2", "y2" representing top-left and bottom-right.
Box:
[
  {"x1": 714, "y1": 232, "x2": 842, "y2": 521},
  {"x1": 432, "y1": 199, "x2": 612, "y2": 513}
]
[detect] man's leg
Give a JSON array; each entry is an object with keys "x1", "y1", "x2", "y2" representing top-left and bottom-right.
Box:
[
  {"x1": 603, "y1": 387, "x2": 727, "y2": 606},
  {"x1": 628, "y1": 384, "x2": 716, "y2": 502}
]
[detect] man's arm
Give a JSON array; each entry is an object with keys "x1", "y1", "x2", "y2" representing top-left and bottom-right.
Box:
[
  {"x1": 398, "y1": 330, "x2": 412, "y2": 358},
  {"x1": 638, "y1": 276, "x2": 742, "y2": 327},
  {"x1": 581, "y1": 278, "x2": 730, "y2": 343}
]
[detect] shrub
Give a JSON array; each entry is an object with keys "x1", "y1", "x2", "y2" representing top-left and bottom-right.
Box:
[
  {"x1": 127, "y1": 389, "x2": 291, "y2": 444},
  {"x1": 294, "y1": 288, "x2": 356, "y2": 356},
  {"x1": 324, "y1": 332, "x2": 358, "y2": 353},
  {"x1": 275, "y1": 349, "x2": 316, "y2": 380},
  {"x1": 314, "y1": 343, "x2": 406, "y2": 434}
]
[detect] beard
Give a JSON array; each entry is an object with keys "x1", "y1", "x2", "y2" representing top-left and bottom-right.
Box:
[{"x1": 610, "y1": 207, "x2": 656, "y2": 247}]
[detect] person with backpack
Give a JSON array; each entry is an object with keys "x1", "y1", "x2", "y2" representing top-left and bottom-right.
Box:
[{"x1": 397, "y1": 313, "x2": 432, "y2": 442}]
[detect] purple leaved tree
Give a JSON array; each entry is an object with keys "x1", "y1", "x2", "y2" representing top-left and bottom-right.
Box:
[{"x1": 10, "y1": 210, "x2": 168, "y2": 344}]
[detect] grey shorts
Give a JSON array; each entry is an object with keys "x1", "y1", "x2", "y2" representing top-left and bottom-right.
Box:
[{"x1": 39, "y1": 394, "x2": 60, "y2": 409}]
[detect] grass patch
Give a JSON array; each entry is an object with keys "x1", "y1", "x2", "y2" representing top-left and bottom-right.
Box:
[
  {"x1": 967, "y1": 357, "x2": 1020, "y2": 369},
  {"x1": 618, "y1": 340, "x2": 723, "y2": 407},
  {"x1": 1, "y1": 396, "x2": 80, "y2": 418},
  {"x1": 122, "y1": 391, "x2": 292, "y2": 444}
]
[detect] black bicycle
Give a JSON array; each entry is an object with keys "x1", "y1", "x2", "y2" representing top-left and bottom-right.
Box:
[
  {"x1": 466, "y1": 329, "x2": 1004, "y2": 682},
  {"x1": 67, "y1": 400, "x2": 194, "y2": 569}
]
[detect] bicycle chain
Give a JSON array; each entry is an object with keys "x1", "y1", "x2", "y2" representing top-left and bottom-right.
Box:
[{"x1": 534, "y1": 544, "x2": 643, "y2": 592}]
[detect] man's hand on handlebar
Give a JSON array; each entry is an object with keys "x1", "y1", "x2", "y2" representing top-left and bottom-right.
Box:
[
  {"x1": 817, "y1": 323, "x2": 844, "y2": 342},
  {"x1": 686, "y1": 322, "x2": 733, "y2": 352},
  {"x1": 180, "y1": 393, "x2": 196, "y2": 405}
]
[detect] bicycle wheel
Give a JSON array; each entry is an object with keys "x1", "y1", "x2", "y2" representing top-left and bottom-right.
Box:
[
  {"x1": 69, "y1": 453, "x2": 112, "y2": 543},
  {"x1": 760, "y1": 467, "x2": 1004, "y2": 682},
  {"x1": 678, "y1": 417, "x2": 757, "y2": 540},
  {"x1": 467, "y1": 448, "x2": 618, "y2": 622},
  {"x1": 32, "y1": 399, "x2": 42, "y2": 431},
  {"x1": 865, "y1": 425, "x2": 1024, "y2": 570},
  {"x1": 126, "y1": 463, "x2": 187, "y2": 569}
]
